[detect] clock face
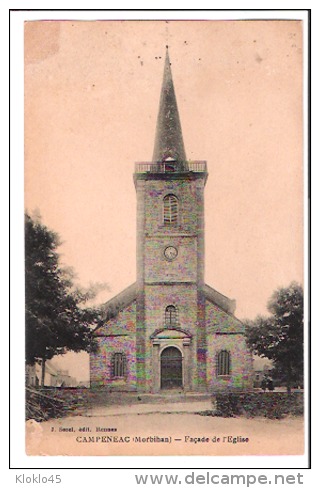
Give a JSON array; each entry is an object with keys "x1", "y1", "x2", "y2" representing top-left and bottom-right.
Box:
[{"x1": 164, "y1": 246, "x2": 178, "y2": 261}]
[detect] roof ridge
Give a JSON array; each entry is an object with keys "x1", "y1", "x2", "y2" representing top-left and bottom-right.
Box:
[{"x1": 204, "y1": 283, "x2": 236, "y2": 315}]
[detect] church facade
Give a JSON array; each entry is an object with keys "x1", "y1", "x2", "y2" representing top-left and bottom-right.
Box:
[{"x1": 90, "y1": 50, "x2": 253, "y2": 393}]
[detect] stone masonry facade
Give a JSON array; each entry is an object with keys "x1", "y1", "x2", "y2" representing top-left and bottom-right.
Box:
[
  {"x1": 90, "y1": 49, "x2": 253, "y2": 393},
  {"x1": 90, "y1": 293, "x2": 253, "y2": 391}
]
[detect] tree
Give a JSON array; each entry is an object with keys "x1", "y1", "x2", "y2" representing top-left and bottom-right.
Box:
[
  {"x1": 245, "y1": 282, "x2": 303, "y2": 392},
  {"x1": 25, "y1": 213, "x2": 102, "y2": 385}
]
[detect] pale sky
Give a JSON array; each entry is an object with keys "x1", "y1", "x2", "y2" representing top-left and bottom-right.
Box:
[{"x1": 24, "y1": 20, "x2": 303, "y2": 380}]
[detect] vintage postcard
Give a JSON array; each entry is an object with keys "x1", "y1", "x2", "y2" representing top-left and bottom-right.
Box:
[{"x1": 24, "y1": 18, "x2": 305, "y2": 459}]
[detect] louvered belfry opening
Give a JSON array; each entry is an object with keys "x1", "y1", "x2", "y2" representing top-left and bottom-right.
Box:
[
  {"x1": 160, "y1": 346, "x2": 183, "y2": 389},
  {"x1": 163, "y1": 194, "x2": 178, "y2": 225}
]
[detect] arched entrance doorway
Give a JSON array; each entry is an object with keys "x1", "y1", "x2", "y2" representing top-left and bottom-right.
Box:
[{"x1": 160, "y1": 346, "x2": 183, "y2": 389}]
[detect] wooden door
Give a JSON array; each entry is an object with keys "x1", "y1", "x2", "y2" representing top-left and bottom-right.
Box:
[{"x1": 161, "y1": 347, "x2": 183, "y2": 389}]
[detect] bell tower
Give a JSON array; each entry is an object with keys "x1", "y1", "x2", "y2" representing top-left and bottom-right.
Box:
[
  {"x1": 90, "y1": 47, "x2": 252, "y2": 395},
  {"x1": 134, "y1": 48, "x2": 208, "y2": 392}
]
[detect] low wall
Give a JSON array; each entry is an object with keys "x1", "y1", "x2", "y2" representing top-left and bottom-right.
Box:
[{"x1": 212, "y1": 391, "x2": 304, "y2": 419}]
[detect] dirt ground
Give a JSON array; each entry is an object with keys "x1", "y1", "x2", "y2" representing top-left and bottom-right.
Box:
[{"x1": 26, "y1": 398, "x2": 304, "y2": 457}]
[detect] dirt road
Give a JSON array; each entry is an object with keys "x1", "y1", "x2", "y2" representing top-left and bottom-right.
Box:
[{"x1": 26, "y1": 400, "x2": 304, "y2": 457}]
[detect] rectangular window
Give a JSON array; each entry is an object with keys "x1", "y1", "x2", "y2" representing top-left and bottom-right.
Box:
[
  {"x1": 217, "y1": 350, "x2": 231, "y2": 376},
  {"x1": 111, "y1": 352, "x2": 127, "y2": 378}
]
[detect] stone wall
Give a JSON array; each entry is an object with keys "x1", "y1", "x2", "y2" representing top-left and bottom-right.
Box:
[
  {"x1": 90, "y1": 302, "x2": 137, "y2": 390},
  {"x1": 90, "y1": 167, "x2": 253, "y2": 393},
  {"x1": 139, "y1": 173, "x2": 206, "y2": 392},
  {"x1": 206, "y1": 300, "x2": 253, "y2": 391},
  {"x1": 144, "y1": 283, "x2": 198, "y2": 391},
  {"x1": 144, "y1": 236, "x2": 197, "y2": 283},
  {"x1": 144, "y1": 178, "x2": 201, "y2": 235}
]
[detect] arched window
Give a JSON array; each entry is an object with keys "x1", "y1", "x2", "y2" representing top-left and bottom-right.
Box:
[
  {"x1": 217, "y1": 350, "x2": 231, "y2": 376},
  {"x1": 165, "y1": 305, "x2": 177, "y2": 326},
  {"x1": 163, "y1": 194, "x2": 178, "y2": 225},
  {"x1": 111, "y1": 352, "x2": 127, "y2": 378}
]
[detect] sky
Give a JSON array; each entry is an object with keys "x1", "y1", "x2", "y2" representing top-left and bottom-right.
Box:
[{"x1": 24, "y1": 20, "x2": 304, "y2": 380}]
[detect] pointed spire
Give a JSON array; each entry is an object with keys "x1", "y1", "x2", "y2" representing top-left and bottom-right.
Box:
[{"x1": 152, "y1": 47, "x2": 187, "y2": 164}]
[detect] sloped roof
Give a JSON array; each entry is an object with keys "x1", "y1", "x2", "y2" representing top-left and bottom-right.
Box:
[
  {"x1": 94, "y1": 282, "x2": 241, "y2": 333},
  {"x1": 98, "y1": 282, "x2": 235, "y2": 317},
  {"x1": 100, "y1": 282, "x2": 137, "y2": 317},
  {"x1": 93, "y1": 283, "x2": 137, "y2": 333},
  {"x1": 253, "y1": 356, "x2": 273, "y2": 372},
  {"x1": 204, "y1": 283, "x2": 236, "y2": 315},
  {"x1": 35, "y1": 360, "x2": 59, "y2": 376}
]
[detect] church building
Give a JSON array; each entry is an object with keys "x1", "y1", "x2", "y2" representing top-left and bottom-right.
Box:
[{"x1": 90, "y1": 49, "x2": 253, "y2": 393}]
